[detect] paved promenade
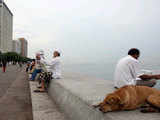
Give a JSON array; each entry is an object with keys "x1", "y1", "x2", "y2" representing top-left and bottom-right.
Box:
[
  {"x1": 0, "y1": 65, "x2": 33, "y2": 120},
  {"x1": 0, "y1": 65, "x2": 68, "y2": 120}
]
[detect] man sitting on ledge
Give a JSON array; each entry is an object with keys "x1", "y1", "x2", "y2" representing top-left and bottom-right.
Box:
[
  {"x1": 30, "y1": 53, "x2": 43, "y2": 81},
  {"x1": 114, "y1": 48, "x2": 160, "y2": 88}
]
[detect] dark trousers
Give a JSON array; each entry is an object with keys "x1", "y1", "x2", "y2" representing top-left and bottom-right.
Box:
[
  {"x1": 136, "y1": 80, "x2": 156, "y2": 87},
  {"x1": 31, "y1": 69, "x2": 42, "y2": 80},
  {"x1": 2, "y1": 66, "x2": 6, "y2": 72}
]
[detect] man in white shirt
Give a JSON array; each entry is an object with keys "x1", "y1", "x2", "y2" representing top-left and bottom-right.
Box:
[
  {"x1": 47, "y1": 50, "x2": 61, "y2": 79},
  {"x1": 114, "y1": 48, "x2": 160, "y2": 88}
]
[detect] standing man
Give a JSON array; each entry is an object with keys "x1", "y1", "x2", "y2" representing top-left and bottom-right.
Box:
[
  {"x1": 2, "y1": 60, "x2": 7, "y2": 72},
  {"x1": 114, "y1": 48, "x2": 160, "y2": 88}
]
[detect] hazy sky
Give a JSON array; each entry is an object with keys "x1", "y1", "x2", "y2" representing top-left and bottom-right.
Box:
[{"x1": 5, "y1": 0, "x2": 160, "y2": 64}]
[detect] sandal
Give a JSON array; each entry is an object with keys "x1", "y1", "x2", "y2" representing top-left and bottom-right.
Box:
[
  {"x1": 34, "y1": 89, "x2": 46, "y2": 93},
  {"x1": 37, "y1": 86, "x2": 42, "y2": 89}
]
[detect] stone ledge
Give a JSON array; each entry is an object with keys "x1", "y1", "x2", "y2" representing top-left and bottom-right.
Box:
[
  {"x1": 48, "y1": 72, "x2": 160, "y2": 120},
  {"x1": 30, "y1": 81, "x2": 66, "y2": 120}
]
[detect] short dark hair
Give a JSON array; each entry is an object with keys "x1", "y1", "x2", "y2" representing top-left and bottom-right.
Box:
[
  {"x1": 57, "y1": 53, "x2": 60, "y2": 57},
  {"x1": 54, "y1": 51, "x2": 60, "y2": 57},
  {"x1": 128, "y1": 48, "x2": 140, "y2": 56},
  {"x1": 32, "y1": 59, "x2": 36, "y2": 62}
]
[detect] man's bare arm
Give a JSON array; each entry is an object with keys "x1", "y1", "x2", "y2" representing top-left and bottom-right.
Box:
[{"x1": 139, "y1": 74, "x2": 160, "y2": 80}]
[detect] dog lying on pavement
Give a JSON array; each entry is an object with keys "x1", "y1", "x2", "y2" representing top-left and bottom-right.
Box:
[{"x1": 94, "y1": 85, "x2": 160, "y2": 113}]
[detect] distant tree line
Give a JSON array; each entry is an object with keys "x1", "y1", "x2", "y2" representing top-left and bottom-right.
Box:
[{"x1": 0, "y1": 52, "x2": 31, "y2": 64}]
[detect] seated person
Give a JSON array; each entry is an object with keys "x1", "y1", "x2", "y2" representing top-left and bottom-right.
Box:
[
  {"x1": 30, "y1": 54, "x2": 44, "y2": 81},
  {"x1": 30, "y1": 59, "x2": 36, "y2": 72},
  {"x1": 26, "y1": 62, "x2": 31, "y2": 72},
  {"x1": 114, "y1": 48, "x2": 160, "y2": 88},
  {"x1": 34, "y1": 50, "x2": 61, "y2": 92}
]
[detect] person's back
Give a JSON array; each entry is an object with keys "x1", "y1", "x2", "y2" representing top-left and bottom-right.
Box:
[
  {"x1": 114, "y1": 48, "x2": 160, "y2": 88},
  {"x1": 49, "y1": 57, "x2": 61, "y2": 79},
  {"x1": 114, "y1": 55, "x2": 140, "y2": 88}
]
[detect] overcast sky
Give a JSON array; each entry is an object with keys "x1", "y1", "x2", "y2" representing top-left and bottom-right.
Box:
[{"x1": 5, "y1": 0, "x2": 160, "y2": 64}]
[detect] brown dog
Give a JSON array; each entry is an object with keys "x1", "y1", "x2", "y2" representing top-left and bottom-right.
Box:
[{"x1": 94, "y1": 85, "x2": 160, "y2": 113}]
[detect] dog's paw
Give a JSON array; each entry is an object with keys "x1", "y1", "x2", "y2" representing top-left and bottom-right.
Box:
[
  {"x1": 140, "y1": 104, "x2": 150, "y2": 108},
  {"x1": 92, "y1": 104, "x2": 100, "y2": 108},
  {"x1": 140, "y1": 107, "x2": 159, "y2": 113}
]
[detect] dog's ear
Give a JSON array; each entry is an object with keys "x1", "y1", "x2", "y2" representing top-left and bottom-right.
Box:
[{"x1": 107, "y1": 94, "x2": 121, "y2": 105}]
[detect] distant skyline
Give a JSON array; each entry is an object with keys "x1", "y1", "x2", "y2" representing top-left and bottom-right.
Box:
[{"x1": 5, "y1": 0, "x2": 160, "y2": 64}]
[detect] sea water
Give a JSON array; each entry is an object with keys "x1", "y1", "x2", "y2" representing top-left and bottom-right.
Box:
[{"x1": 63, "y1": 58, "x2": 160, "y2": 88}]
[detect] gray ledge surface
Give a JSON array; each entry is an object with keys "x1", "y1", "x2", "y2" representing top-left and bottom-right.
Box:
[{"x1": 48, "y1": 72, "x2": 160, "y2": 120}]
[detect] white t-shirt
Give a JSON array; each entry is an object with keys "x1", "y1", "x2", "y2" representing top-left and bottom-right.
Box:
[
  {"x1": 114, "y1": 55, "x2": 142, "y2": 88},
  {"x1": 46, "y1": 57, "x2": 61, "y2": 79},
  {"x1": 35, "y1": 59, "x2": 44, "y2": 69}
]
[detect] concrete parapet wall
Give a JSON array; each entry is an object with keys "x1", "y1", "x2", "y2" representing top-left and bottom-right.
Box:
[
  {"x1": 48, "y1": 72, "x2": 160, "y2": 120},
  {"x1": 48, "y1": 80, "x2": 108, "y2": 120}
]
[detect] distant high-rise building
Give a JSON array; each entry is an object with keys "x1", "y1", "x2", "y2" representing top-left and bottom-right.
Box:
[
  {"x1": 12, "y1": 40, "x2": 21, "y2": 54},
  {"x1": 19, "y1": 38, "x2": 28, "y2": 57},
  {"x1": 0, "y1": 0, "x2": 13, "y2": 53}
]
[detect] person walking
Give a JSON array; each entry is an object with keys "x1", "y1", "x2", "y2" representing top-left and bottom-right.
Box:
[{"x1": 2, "y1": 60, "x2": 7, "y2": 73}]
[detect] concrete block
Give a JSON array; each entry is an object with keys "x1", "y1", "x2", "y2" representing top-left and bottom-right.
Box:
[{"x1": 48, "y1": 72, "x2": 160, "y2": 120}]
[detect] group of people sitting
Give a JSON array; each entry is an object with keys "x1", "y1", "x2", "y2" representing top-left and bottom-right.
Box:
[
  {"x1": 26, "y1": 50, "x2": 61, "y2": 92},
  {"x1": 26, "y1": 48, "x2": 160, "y2": 93}
]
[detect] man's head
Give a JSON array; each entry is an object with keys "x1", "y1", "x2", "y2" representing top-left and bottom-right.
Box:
[
  {"x1": 32, "y1": 59, "x2": 36, "y2": 62},
  {"x1": 53, "y1": 51, "x2": 60, "y2": 58},
  {"x1": 32, "y1": 59, "x2": 36, "y2": 64},
  {"x1": 128, "y1": 48, "x2": 140, "y2": 59},
  {"x1": 36, "y1": 53, "x2": 41, "y2": 60}
]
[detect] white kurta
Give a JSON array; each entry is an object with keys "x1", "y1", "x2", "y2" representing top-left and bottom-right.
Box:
[
  {"x1": 114, "y1": 55, "x2": 141, "y2": 88},
  {"x1": 43, "y1": 57, "x2": 61, "y2": 79}
]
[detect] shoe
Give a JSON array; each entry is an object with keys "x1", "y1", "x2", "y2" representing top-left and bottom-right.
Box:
[
  {"x1": 37, "y1": 86, "x2": 42, "y2": 88},
  {"x1": 30, "y1": 79, "x2": 34, "y2": 81},
  {"x1": 34, "y1": 89, "x2": 46, "y2": 93}
]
